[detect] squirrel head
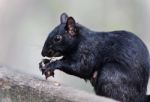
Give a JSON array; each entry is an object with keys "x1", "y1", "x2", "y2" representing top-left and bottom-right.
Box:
[{"x1": 41, "y1": 13, "x2": 80, "y2": 57}]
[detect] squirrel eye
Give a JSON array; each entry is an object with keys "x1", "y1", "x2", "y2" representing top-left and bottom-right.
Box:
[{"x1": 54, "y1": 35, "x2": 62, "y2": 42}]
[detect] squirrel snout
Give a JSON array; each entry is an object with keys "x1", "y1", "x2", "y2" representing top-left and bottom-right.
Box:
[
  {"x1": 41, "y1": 49, "x2": 54, "y2": 57},
  {"x1": 41, "y1": 50, "x2": 46, "y2": 57}
]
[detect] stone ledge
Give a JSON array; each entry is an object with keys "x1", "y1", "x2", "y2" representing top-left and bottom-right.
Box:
[{"x1": 0, "y1": 66, "x2": 117, "y2": 102}]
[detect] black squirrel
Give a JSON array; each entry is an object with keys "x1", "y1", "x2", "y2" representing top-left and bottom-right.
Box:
[{"x1": 39, "y1": 13, "x2": 150, "y2": 102}]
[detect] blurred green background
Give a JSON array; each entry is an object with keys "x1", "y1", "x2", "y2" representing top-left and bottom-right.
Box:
[{"x1": 0, "y1": 0, "x2": 150, "y2": 94}]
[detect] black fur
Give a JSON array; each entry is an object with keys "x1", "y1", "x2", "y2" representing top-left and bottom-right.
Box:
[{"x1": 40, "y1": 13, "x2": 150, "y2": 102}]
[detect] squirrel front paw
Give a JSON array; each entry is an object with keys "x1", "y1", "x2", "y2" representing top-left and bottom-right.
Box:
[
  {"x1": 39, "y1": 59, "x2": 55, "y2": 79},
  {"x1": 44, "y1": 67, "x2": 55, "y2": 79},
  {"x1": 39, "y1": 59, "x2": 50, "y2": 74}
]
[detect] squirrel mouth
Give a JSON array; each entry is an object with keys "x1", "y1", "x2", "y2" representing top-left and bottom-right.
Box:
[
  {"x1": 52, "y1": 52, "x2": 62, "y2": 57},
  {"x1": 47, "y1": 49, "x2": 62, "y2": 57}
]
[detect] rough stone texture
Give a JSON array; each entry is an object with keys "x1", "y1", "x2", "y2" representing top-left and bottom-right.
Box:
[{"x1": 0, "y1": 66, "x2": 117, "y2": 102}]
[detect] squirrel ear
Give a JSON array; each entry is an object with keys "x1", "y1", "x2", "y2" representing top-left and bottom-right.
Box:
[
  {"x1": 60, "y1": 13, "x2": 68, "y2": 24},
  {"x1": 65, "y1": 17, "x2": 77, "y2": 36}
]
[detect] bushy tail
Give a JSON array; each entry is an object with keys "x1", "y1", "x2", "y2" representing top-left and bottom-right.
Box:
[{"x1": 145, "y1": 95, "x2": 150, "y2": 102}]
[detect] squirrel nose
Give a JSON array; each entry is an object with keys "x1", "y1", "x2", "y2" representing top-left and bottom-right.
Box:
[{"x1": 41, "y1": 50, "x2": 46, "y2": 57}]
